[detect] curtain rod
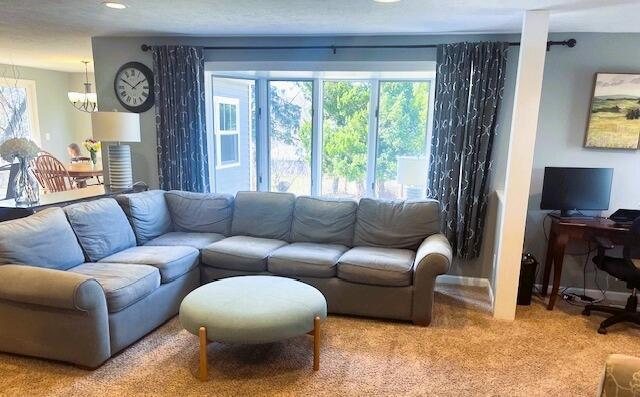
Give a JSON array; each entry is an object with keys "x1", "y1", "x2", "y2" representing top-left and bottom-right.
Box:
[{"x1": 140, "y1": 39, "x2": 576, "y2": 54}]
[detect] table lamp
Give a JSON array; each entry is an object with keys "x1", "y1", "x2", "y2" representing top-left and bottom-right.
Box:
[
  {"x1": 91, "y1": 111, "x2": 141, "y2": 190},
  {"x1": 396, "y1": 156, "x2": 428, "y2": 200}
]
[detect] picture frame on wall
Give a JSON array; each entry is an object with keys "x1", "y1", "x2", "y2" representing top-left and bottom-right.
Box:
[{"x1": 585, "y1": 72, "x2": 640, "y2": 150}]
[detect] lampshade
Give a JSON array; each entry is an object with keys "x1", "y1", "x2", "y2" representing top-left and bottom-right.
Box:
[
  {"x1": 91, "y1": 111, "x2": 141, "y2": 142},
  {"x1": 396, "y1": 156, "x2": 428, "y2": 186}
]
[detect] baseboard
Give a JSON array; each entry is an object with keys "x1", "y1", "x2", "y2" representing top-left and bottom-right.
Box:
[
  {"x1": 535, "y1": 284, "x2": 630, "y2": 304},
  {"x1": 437, "y1": 275, "x2": 494, "y2": 306},
  {"x1": 437, "y1": 275, "x2": 490, "y2": 288}
]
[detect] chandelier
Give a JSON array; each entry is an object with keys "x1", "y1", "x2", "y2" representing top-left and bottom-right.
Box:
[{"x1": 68, "y1": 61, "x2": 97, "y2": 112}]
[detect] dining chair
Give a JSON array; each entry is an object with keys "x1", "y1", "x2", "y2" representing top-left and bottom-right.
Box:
[{"x1": 32, "y1": 154, "x2": 75, "y2": 193}]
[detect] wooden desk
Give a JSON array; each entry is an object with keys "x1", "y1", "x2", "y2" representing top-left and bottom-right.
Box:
[{"x1": 541, "y1": 215, "x2": 631, "y2": 310}]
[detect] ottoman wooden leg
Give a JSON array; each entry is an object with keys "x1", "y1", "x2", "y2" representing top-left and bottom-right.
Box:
[
  {"x1": 313, "y1": 316, "x2": 320, "y2": 371},
  {"x1": 199, "y1": 327, "x2": 208, "y2": 382}
]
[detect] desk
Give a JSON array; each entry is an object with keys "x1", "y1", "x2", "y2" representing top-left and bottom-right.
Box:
[
  {"x1": 67, "y1": 163, "x2": 103, "y2": 188},
  {"x1": 0, "y1": 185, "x2": 137, "y2": 221},
  {"x1": 541, "y1": 215, "x2": 630, "y2": 310}
]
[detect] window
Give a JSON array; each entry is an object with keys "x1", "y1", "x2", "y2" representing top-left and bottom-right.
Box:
[
  {"x1": 269, "y1": 81, "x2": 313, "y2": 195},
  {"x1": 0, "y1": 78, "x2": 40, "y2": 145},
  {"x1": 0, "y1": 78, "x2": 40, "y2": 198},
  {"x1": 206, "y1": 70, "x2": 433, "y2": 199},
  {"x1": 213, "y1": 96, "x2": 240, "y2": 168},
  {"x1": 321, "y1": 80, "x2": 371, "y2": 198},
  {"x1": 375, "y1": 81, "x2": 430, "y2": 200},
  {"x1": 207, "y1": 77, "x2": 257, "y2": 194}
]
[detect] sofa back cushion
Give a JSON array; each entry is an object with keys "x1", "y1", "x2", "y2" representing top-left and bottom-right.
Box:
[
  {"x1": 231, "y1": 191, "x2": 295, "y2": 240},
  {"x1": 353, "y1": 198, "x2": 440, "y2": 250},
  {"x1": 0, "y1": 207, "x2": 84, "y2": 270},
  {"x1": 290, "y1": 196, "x2": 357, "y2": 246},
  {"x1": 165, "y1": 190, "x2": 234, "y2": 235},
  {"x1": 116, "y1": 190, "x2": 173, "y2": 245},
  {"x1": 65, "y1": 198, "x2": 137, "y2": 262}
]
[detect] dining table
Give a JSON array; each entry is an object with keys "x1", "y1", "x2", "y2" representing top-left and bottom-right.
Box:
[{"x1": 67, "y1": 163, "x2": 103, "y2": 188}]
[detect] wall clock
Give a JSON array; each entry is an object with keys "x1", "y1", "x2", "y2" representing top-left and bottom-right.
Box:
[{"x1": 114, "y1": 62, "x2": 154, "y2": 113}]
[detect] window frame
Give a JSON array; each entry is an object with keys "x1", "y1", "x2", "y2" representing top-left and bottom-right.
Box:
[
  {"x1": 212, "y1": 95, "x2": 241, "y2": 169},
  {"x1": 205, "y1": 69, "x2": 435, "y2": 199}
]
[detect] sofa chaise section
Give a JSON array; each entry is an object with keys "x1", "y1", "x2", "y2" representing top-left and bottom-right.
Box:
[
  {"x1": 0, "y1": 199, "x2": 201, "y2": 368},
  {"x1": 0, "y1": 208, "x2": 111, "y2": 367}
]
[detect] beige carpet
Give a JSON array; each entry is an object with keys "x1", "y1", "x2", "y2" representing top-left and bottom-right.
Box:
[{"x1": 1, "y1": 285, "x2": 640, "y2": 397}]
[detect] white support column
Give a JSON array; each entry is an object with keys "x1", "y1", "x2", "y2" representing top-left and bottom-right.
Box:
[{"x1": 493, "y1": 10, "x2": 550, "y2": 320}]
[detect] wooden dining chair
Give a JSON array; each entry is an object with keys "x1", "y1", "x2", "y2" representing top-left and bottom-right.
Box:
[{"x1": 32, "y1": 154, "x2": 75, "y2": 193}]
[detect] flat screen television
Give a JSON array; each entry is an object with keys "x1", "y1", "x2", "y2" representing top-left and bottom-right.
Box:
[{"x1": 540, "y1": 167, "x2": 613, "y2": 217}]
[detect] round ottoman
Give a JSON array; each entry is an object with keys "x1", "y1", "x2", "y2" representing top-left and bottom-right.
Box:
[{"x1": 179, "y1": 275, "x2": 327, "y2": 381}]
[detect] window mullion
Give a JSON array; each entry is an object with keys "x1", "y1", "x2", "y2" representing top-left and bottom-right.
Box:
[
  {"x1": 256, "y1": 78, "x2": 269, "y2": 191},
  {"x1": 366, "y1": 79, "x2": 380, "y2": 198},
  {"x1": 311, "y1": 78, "x2": 323, "y2": 196}
]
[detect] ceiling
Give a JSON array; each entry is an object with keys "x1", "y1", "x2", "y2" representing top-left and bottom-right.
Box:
[{"x1": 1, "y1": 0, "x2": 639, "y2": 72}]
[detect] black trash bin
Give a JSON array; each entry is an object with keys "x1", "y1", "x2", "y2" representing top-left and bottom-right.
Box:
[{"x1": 517, "y1": 253, "x2": 538, "y2": 306}]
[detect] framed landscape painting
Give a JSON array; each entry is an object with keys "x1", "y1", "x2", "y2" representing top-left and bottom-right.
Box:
[{"x1": 585, "y1": 73, "x2": 640, "y2": 149}]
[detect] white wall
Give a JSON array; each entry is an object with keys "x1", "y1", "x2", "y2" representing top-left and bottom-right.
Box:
[{"x1": 526, "y1": 33, "x2": 640, "y2": 293}]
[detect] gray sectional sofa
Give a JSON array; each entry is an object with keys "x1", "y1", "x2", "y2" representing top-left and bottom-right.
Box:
[{"x1": 0, "y1": 190, "x2": 452, "y2": 368}]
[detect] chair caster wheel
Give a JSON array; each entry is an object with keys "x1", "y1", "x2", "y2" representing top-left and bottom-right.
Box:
[
  {"x1": 598, "y1": 327, "x2": 607, "y2": 335},
  {"x1": 582, "y1": 309, "x2": 590, "y2": 316}
]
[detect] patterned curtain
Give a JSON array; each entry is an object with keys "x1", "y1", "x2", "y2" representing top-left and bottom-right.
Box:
[
  {"x1": 152, "y1": 45, "x2": 210, "y2": 192},
  {"x1": 427, "y1": 42, "x2": 509, "y2": 259}
]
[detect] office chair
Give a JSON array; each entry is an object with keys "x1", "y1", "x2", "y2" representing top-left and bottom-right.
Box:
[{"x1": 582, "y1": 217, "x2": 640, "y2": 334}]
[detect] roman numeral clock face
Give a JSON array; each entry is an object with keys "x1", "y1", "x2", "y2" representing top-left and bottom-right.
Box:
[{"x1": 114, "y1": 62, "x2": 154, "y2": 113}]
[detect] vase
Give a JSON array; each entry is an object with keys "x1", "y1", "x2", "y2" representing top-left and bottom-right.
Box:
[
  {"x1": 90, "y1": 151, "x2": 97, "y2": 166},
  {"x1": 14, "y1": 158, "x2": 39, "y2": 205}
]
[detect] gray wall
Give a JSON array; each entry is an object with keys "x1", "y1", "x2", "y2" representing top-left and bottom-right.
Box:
[
  {"x1": 526, "y1": 33, "x2": 640, "y2": 293},
  {"x1": 90, "y1": 33, "x2": 525, "y2": 279},
  {"x1": 1, "y1": 63, "x2": 94, "y2": 161}
]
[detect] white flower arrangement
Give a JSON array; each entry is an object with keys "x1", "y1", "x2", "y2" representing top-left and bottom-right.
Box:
[{"x1": 0, "y1": 137, "x2": 40, "y2": 163}]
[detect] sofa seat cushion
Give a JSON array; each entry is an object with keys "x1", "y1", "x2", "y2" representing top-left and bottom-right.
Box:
[
  {"x1": 337, "y1": 246, "x2": 416, "y2": 287},
  {"x1": 268, "y1": 243, "x2": 348, "y2": 278},
  {"x1": 202, "y1": 236, "x2": 287, "y2": 272},
  {"x1": 69, "y1": 262, "x2": 160, "y2": 313},
  {"x1": 145, "y1": 232, "x2": 226, "y2": 249},
  {"x1": 98, "y1": 246, "x2": 199, "y2": 283}
]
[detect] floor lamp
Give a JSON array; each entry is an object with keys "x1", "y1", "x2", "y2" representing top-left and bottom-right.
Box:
[
  {"x1": 91, "y1": 111, "x2": 141, "y2": 190},
  {"x1": 397, "y1": 156, "x2": 428, "y2": 200}
]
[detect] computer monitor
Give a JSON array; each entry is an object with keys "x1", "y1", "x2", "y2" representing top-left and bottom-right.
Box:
[{"x1": 540, "y1": 167, "x2": 613, "y2": 217}]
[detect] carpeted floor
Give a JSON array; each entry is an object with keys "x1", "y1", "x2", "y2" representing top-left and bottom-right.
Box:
[{"x1": 1, "y1": 284, "x2": 639, "y2": 397}]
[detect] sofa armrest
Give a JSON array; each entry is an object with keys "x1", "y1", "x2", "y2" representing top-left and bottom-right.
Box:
[
  {"x1": 413, "y1": 233, "x2": 452, "y2": 276},
  {"x1": 598, "y1": 354, "x2": 640, "y2": 397},
  {"x1": 411, "y1": 234, "x2": 452, "y2": 326},
  {"x1": 0, "y1": 265, "x2": 104, "y2": 311}
]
